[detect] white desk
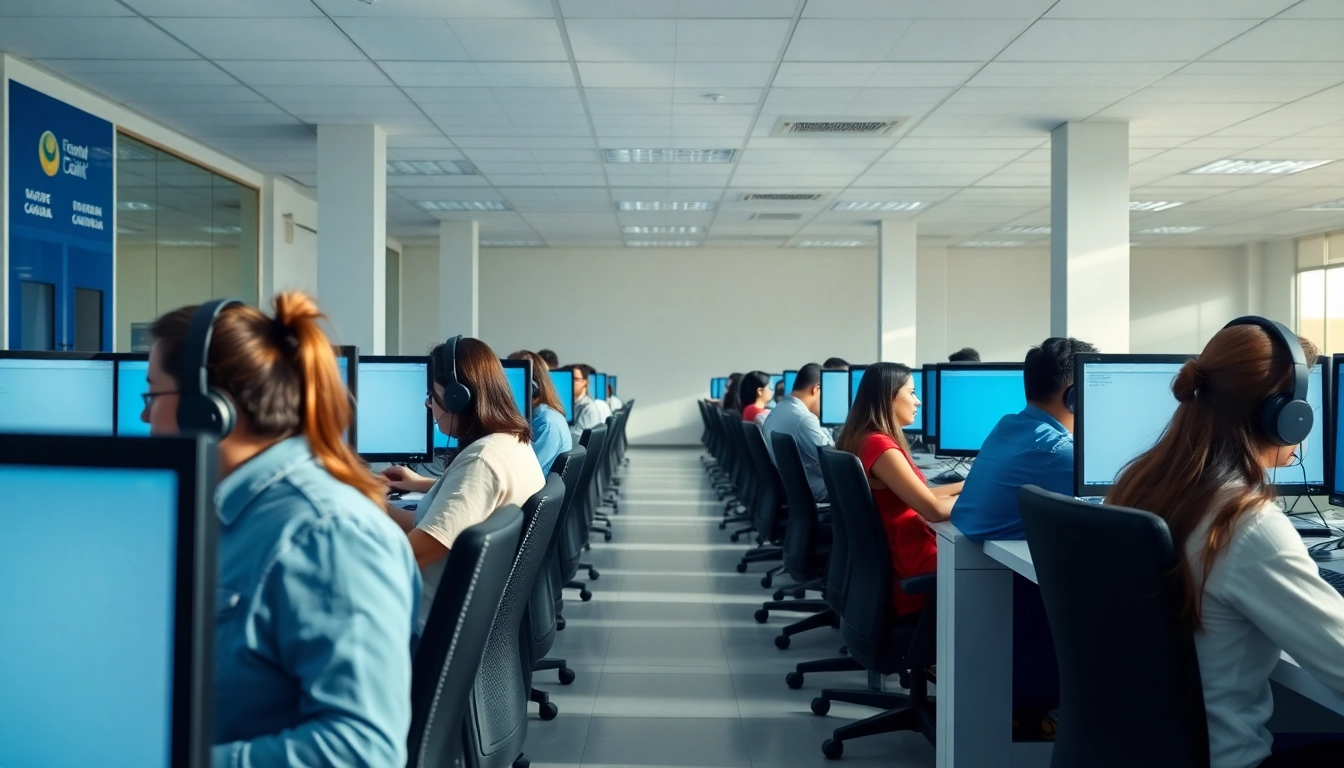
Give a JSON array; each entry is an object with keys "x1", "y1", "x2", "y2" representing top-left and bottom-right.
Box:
[{"x1": 937, "y1": 528, "x2": 1344, "y2": 768}]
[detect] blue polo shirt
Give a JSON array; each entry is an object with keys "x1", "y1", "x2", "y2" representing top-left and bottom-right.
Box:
[{"x1": 951, "y1": 405, "x2": 1075, "y2": 542}]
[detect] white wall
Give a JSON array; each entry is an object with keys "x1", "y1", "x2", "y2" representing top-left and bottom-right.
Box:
[
  {"x1": 1131, "y1": 247, "x2": 1252, "y2": 353},
  {"x1": 944, "y1": 247, "x2": 1053, "y2": 361},
  {"x1": 262, "y1": 176, "x2": 318, "y2": 304}
]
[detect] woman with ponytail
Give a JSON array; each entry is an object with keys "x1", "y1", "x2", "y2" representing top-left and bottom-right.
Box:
[
  {"x1": 142, "y1": 292, "x2": 419, "y2": 768},
  {"x1": 1108, "y1": 326, "x2": 1344, "y2": 768}
]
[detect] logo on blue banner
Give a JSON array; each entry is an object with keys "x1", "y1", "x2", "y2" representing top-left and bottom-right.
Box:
[{"x1": 39, "y1": 130, "x2": 59, "y2": 177}]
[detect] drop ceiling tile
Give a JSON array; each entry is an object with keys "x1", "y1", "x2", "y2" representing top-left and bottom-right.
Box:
[
  {"x1": 886, "y1": 19, "x2": 1027, "y2": 61},
  {"x1": 577, "y1": 62, "x2": 676, "y2": 88},
  {"x1": 1280, "y1": 0, "x2": 1344, "y2": 17},
  {"x1": 334, "y1": 18, "x2": 468, "y2": 61},
  {"x1": 675, "y1": 19, "x2": 791, "y2": 62},
  {"x1": 404, "y1": 86, "x2": 498, "y2": 104},
  {"x1": 966, "y1": 61, "x2": 1179, "y2": 88},
  {"x1": 567, "y1": 19, "x2": 677, "y2": 62},
  {"x1": 104, "y1": 84, "x2": 269, "y2": 103},
  {"x1": 997, "y1": 19, "x2": 1259, "y2": 62},
  {"x1": 672, "y1": 88, "x2": 762, "y2": 104},
  {"x1": 125, "y1": 0, "x2": 323, "y2": 15},
  {"x1": 315, "y1": 0, "x2": 554, "y2": 17},
  {"x1": 559, "y1": 0, "x2": 797, "y2": 18},
  {"x1": 1044, "y1": 0, "x2": 1296, "y2": 18},
  {"x1": 476, "y1": 62, "x2": 577, "y2": 88},
  {"x1": 447, "y1": 20, "x2": 567, "y2": 61},
  {"x1": 492, "y1": 87, "x2": 583, "y2": 105},
  {"x1": 804, "y1": 0, "x2": 1054, "y2": 17},
  {"x1": 674, "y1": 62, "x2": 775, "y2": 88},
  {"x1": 868, "y1": 61, "x2": 984, "y2": 87},
  {"x1": 1, "y1": 0, "x2": 133, "y2": 14},
  {"x1": 255, "y1": 86, "x2": 413, "y2": 105},
  {"x1": 216, "y1": 60, "x2": 392, "y2": 87},
  {"x1": 0, "y1": 17, "x2": 196, "y2": 59},
  {"x1": 785, "y1": 19, "x2": 915, "y2": 62},
  {"x1": 156, "y1": 18, "x2": 365, "y2": 60}
]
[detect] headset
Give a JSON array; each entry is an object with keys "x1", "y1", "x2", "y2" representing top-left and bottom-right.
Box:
[
  {"x1": 1224, "y1": 315, "x2": 1313, "y2": 447},
  {"x1": 437, "y1": 335, "x2": 472, "y2": 414},
  {"x1": 177, "y1": 298, "x2": 243, "y2": 439}
]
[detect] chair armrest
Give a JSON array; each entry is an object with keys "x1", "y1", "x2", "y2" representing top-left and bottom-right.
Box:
[{"x1": 900, "y1": 572, "x2": 937, "y2": 595}]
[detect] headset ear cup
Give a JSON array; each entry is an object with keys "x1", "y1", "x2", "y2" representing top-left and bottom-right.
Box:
[{"x1": 1273, "y1": 397, "x2": 1314, "y2": 447}]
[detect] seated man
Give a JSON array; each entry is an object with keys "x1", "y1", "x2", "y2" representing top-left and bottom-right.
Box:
[
  {"x1": 565, "y1": 363, "x2": 612, "y2": 442},
  {"x1": 949, "y1": 347, "x2": 980, "y2": 362},
  {"x1": 822, "y1": 357, "x2": 850, "y2": 370},
  {"x1": 761, "y1": 363, "x2": 833, "y2": 502}
]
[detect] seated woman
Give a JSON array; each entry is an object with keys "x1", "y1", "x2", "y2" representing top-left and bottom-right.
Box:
[
  {"x1": 739, "y1": 370, "x2": 773, "y2": 423},
  {"x1": 508, "y1": 349, "x2": 573, "y2": 474},
  {"x1": 143, "y1": 293, "x2": 418, "y2": 767},
  {"x1": 722, "y1": 372, "x2": 743, "y2": 413},
  {"x1": 1108, "y1": 322, "x2": 1344, "y2": 768},
  {"x1": 836, "y1": 363, "x2": 962, "y2": 618},
  {"x1": 382, "y1": 337, "x2": 545, "y2": 630}
]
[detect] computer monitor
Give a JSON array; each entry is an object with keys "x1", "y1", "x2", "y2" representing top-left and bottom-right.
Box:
[
  {"x1": 609, "y1": 375, "x2": 618, "y2": 399},
  {"x1": 1268, "y1": 356, "x2": 1329, "y2": 494},
  {"x1": 115, "y1": 356, "x2": 151, "y2": 437},
  {"x1": 820, "y1": 369, "x2": 851, "y2": 427},
  {"x1": 0, "y1": 352, "x2": 115, "y2": 435},
  {"x1": 500, "y1": 357, "x2": 534, "y2": 419},
  {"x1": 906, "y1": 369, "x2": 924, "y2": 435},
  {"x1": 0, "y1": 433, "x2": 215, "y2": 768},
  {"x1": 711, "y1": 377, "x2": 727, "y2": 400},
  {"x1": 356, "y1": 356, "x2": 433, "y2": 463},
  {"x1": 935, "y1": 363, "x2": 1025, "y2": 457},
  {"x1": 1073, "y1": 355, "x2": 1188, "y2": 497},
  {"x1": 333, "y1": 345, "x2": 359, "y2": 447},
  {"x1": 922, "y1": 364, "x2": 939, "y2": 441},
  {"x1": 1331, "y1": 355, "x2": 1344, "y2": 506},
  {"x1": 849, "y1": 366, "x2": 868, "y2": 406},
  {"x1": 783, "y1": 370, "x2": 798, "y2": 396},
  {"x1": 551, "y1": 369, "x2": 575, "y2": 425},
  {"x1": 591, "y1": 372, "x2": 607, "y2": 402}
]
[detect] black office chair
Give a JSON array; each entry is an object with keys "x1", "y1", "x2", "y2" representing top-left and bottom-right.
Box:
[
  {"x1": 527, "y1": 447, "x2": 586, "y2": 720},
  {"x1": 563, "y1": 425, "x2": 608, "y2": 599},
  {"x1": 765, "y1": 431, "x2": 836, "y2": 649},
  {"x1": 1018, "y1": 486, "x2": 1209, "y2": 768},
  {"x1": 810, "y1": 448, "x2": 935, "y2": 760},
  {"x1": 462, "y1": 475, "x2": 566, "y2": 768},
  {"x1": 408, "y1": 507, "x2": 524, "y2": 768}
]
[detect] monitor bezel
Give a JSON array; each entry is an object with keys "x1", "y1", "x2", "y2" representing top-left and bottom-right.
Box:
[
  {"x1": 922, "y1": 363, "x2": 939, "y2": 445},
  {"x1": 592, "y1": 372, "x2": 608, "y2": 404},
  {"x1": 609, "y1": 374, "x2": 618, "y2": 399},
  {"x1": 819, "y1": 368, "x2": 852, "y2": 427},
  {"x1": 0, "y1": 350, "x2": 122, "y2": 435},
  {"x1": 500, "y1": 357, "x2": 534, "y2": 420},
  {"x1": 905, "y1": 368, "x2": 925, "y2": 436},
  {"x1": 934, "y1": 361, "x2": 1025, "y2": 458},
  {"x1": 1072, "y1": 353, "x2": 1192, "y2": 498},
  {"x1": 549, "y1": 369, "x2": 576, "y2": 425},
  {"x1": 1274, "y1": 354, "x2": 1331, "y2": 497},
  {"x1": 0, "y1": 433, "x2": 217, "y2": 768},
  {"x1": 355, "y1": 355, "x2": 434, "y2": 463},
  {"x1": 110, "y1": 352, "x2": 149, "y2": 437},
  {"x1": 1331, "y1": 355, "x2": 1344, "y2": 507}
]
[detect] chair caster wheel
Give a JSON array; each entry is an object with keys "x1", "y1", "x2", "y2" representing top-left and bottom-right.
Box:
[
  {"x1": 839, "y1": 646, "x2": 848, "y2": 656},
  {"x1": 811, "y1": 697, "x2": 831, "y2": 716},
  {"x1": 786, "y1": 671, "x2": 804, "y2": 689},
  {"x1": 513, "y1": 756, "x2": 531, "y2": 768},
  {"x1": 736, "y1": 563, "x2": 748, "y2": 574},
  {"x1": 556, "y1": 616, "x2": 566, "y2": 631},
  {"x1": 754, "y1": 609, "x2": 769, "y2": 624},
  {"x1": 774, "y1": 634, "x2": 791, "y2": 650},
  {"x1": 539, "y1": 701, "x2": 558, "y2": 721},
  {"x1": 760, "y1": 575, "x2": 772, "y2": 588},
  {"x1": 580, "y1": 590, "x2": 592, "y2": 602},
  {"x1": 730, "y1": 533, "x2": 740, "y2": 542},
  {"x1": 719, "y1": 522, "x2": 728, "y2": 530},
  {"x1": 822, "y1": 739, "x2": 843, "y2": 759},
  {"x1": 772, "y1": 589, "x2": 786, "y2": 601},
  {"x1": 558, "y1": 667, "x2": 576, "y2": 685},
  {"x1": 588, "y1": 568, "x2": 600, "y2": 580}
]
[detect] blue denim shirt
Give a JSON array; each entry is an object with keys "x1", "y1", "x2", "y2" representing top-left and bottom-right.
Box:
[
  {"x1": 212, "y1": 436, "x2": 420, "y2": 768},
  {"x1": 531, "y1": 403, "x2": 573, "y2": 475},
  {"x1": 951, "y1": 406, "x2": 1075, "y2": 542},
  {"x1": 761, "y1": 396, "x2": 834, "y2": 502}
]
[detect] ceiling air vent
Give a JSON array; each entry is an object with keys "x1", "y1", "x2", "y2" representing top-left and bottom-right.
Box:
[
  {"x1": 771, "y1": 117, "x2": 903, "y2": 137},
  {"x1": 751, "y1": 213, "x2": 803, "y2": 220},
  {"x1": 741, "y1": 193, "x2": 825, "y2": 202}
]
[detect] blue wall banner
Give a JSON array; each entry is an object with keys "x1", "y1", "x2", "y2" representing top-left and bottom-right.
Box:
[{"x1": 8, "y1": 81, "x2": 115, "y2": 350}]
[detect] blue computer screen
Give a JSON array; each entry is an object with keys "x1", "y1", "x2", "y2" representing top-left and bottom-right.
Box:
[
  {"x1": 0, "y1": 465, "x2": 178, "y2": 767},
  {"x1": 504, "y1": 366, "x2": 528, "y2": 417},
  {"x1": 925, "y1": 369, "x2": 938, "y2": 439},
  {"x1": 820, "y1": 370, "x2": 851, "y2": 426},
  {"x1": 783, "y1": 371, "x2": 797, "y2": 396},
  {"x1": 609, "y1": 375, "x2": 618, "y2": 398},
  {"x1": 849, "y1": 368, "x2": 865, "y2": 404},
  {"x1": 116, "y1": 359, "x2": 152, "y2": 437},
  {"x1": 1078, "y1": 362, "x2": 1182, "y2": 492},
  {"x1": 356, "y1": 361, "x2": 429, "y2": 456},
  {"x1": 0, "y1": 358, "x2": 114, "y2": 435},
  {"x1": 551, "y1": 370, "x2": 575, "y2": 424},
  {"x1": 711, "y1": 377, "x2": 725, "y2": 399},
  {"x1": 591, "y1": 373, "x2": 607, "y2": 402},
  {"x1": 1267, "y1": 365, "x2": 1325, "y2": 488},
  {"x1": 937, "y1": 368, "x2": 1025, "y2": 453},
  {"x1": 906, "y1": 370, "x2": 924, "y2": 434}
]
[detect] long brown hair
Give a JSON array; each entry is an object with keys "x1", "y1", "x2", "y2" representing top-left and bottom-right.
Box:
[
  {"x1": 1108, "y1": 326, "x2": 1318, "y2": 628},
  {"x1": 149, "y1": 292, "x2": 383, "y2": 506},
  {"x1": 508, "y1": 350, "x2": 565, "y2": 416},
  {"x1": 836, "y1": 362, "x2": 914, "y2": 457},
  {"x1": 430, "y1": 337, "x2": 531, "y2": 449}
]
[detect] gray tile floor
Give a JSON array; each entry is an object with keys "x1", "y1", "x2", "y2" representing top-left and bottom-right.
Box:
[{"x1": 525, "y1": 448, "x2": 935, "y2": 768}]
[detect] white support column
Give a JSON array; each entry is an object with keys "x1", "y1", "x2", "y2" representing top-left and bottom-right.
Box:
[
  {"x1": 317, "y1": 124, "x2": 386, "y2": 353},
  {"x1": 917, "y1": 244, "x2": 948, "y2": 365},
  {"x1": 438, "y1": 220, "x2": 478, "y2": 339},
  {"x1": 1050, "y1": 122, "x2": 1130, "y2": 352},
  {"x1": 878, "y1": 220, "x2": 918, "y2": 364}
]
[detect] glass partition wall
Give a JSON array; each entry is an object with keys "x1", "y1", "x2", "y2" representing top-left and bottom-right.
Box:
[{"x1": 115, "y1": 134, "x2": 259, "y2": 351}]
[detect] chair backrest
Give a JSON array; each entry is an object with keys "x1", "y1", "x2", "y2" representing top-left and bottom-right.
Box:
[
  {"x1": 819, "y1": 448, "x2": 896, "y2": 670},
  {"x1": 771, "y1": 431, "x2": 825, "y2": 581},
  {"x1": 742, "y1": 421, "x2": 786, "y2": 540},
  {"x1": 462, "y1": 475, "x2": 566, "y2": 768},
  {"x1": 408, "y1": 507, "x2": 523, "y2": 768},
  {"x1": 557, "y1": 426, "x2": 606, "y2": 582},
  {"x1": 720, "y1": 410, "x2": 753, "y2": 502},
  {"x1": 527, "y1": 448, "x2": 585, "y2": 663},
  {"x1": 582, "y1": 424, "x2": 611, "y2": 525},
  {"x1": 1017, "y1": 486, "x2": 1209, "y2": 768},
  {"x1": 817, "y1": 446, "x2": 851, "y2": 616}
]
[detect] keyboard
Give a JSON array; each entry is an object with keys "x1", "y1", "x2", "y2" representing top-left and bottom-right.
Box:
[{"x1": 1318, "y1": 567, "x2": 1344, "y2": 598}]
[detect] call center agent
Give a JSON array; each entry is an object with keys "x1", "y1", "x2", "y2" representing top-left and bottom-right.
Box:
[
  {"x1": 508, "y1": 349, "x2": 573, "y2": 475},
  {"x1": 836, "y1": 363, "x2": 961, "y2": 618},
  {"x1": 564, "y1": 363, "x2": 613, "y2": 442},
  {"x1": 538, "y1": 349, "x2": 560, "y2": 370},
  {"x1": 382, "y1": 337, "x2": 545, "y2": 631},
  {"x1": 142, "y1": 292, "x2": 419, "y2": 768},
  {"x1": 721, "y1": 372, "x2": 743, "y2": 412},
  {"x1": 739, "y1": 370, "x2": 773, "y2": 424},
  {"x1": 949, "y1": 347, "x2": 981, "y2": 362},
  {"x1": 1108, "y1": 321, "x2": 1344, "y2": 768}
]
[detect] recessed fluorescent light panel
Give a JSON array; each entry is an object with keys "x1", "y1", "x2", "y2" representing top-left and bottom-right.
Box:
[
  {"x1": 617, "y1": 201, "x2": 716, "y2": 211},
  {"x1": 605, "y1": 149, "x2": 736, "y2": 164},
  {"x1": 1138, "y1": 226, "x2": 1204, "y2": 234},
  {"x1": 480, "y1": 241, "x2": 544, "y2": 247},
  {"x1": 960, "y1": 241, "x2": 1025, "y2": 248},
  {"x1": 1130, "y1": 201, "x2": 1185, "y2": 212},
  {"x1": 1300, "y1": 199, "x2": 1344, "y2": 211},
  {"x1": 118, "y1": 201, "x2": 153, "y2": 211},
  {"x1": 994, "y1": 226, "x2": 1051, "y2": 235},
  {"x1": 831, "y1": 201, "x2": 923, "y2": 212},
  {"x1": 201, "y1": 226, "x2": 242, "y2": 235},
  {"x1": 1186, "y1": 159, "x2": 1330, "y2": 175},
  {"x1": 625, "y1": 240, "x2": 700, "y2": 247},
  {"x1": 794, "y1": 240, "x2": 868, "y2": 248},
  {"x1": 621, "y1": 226, "x2": 704, "y2": 235},
  {"x1": 415, "y1": 201, "x2": 511, "y2": 211},
  {"x1": 387, "y1": 160, "x2": 477, "y2": 176}
]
